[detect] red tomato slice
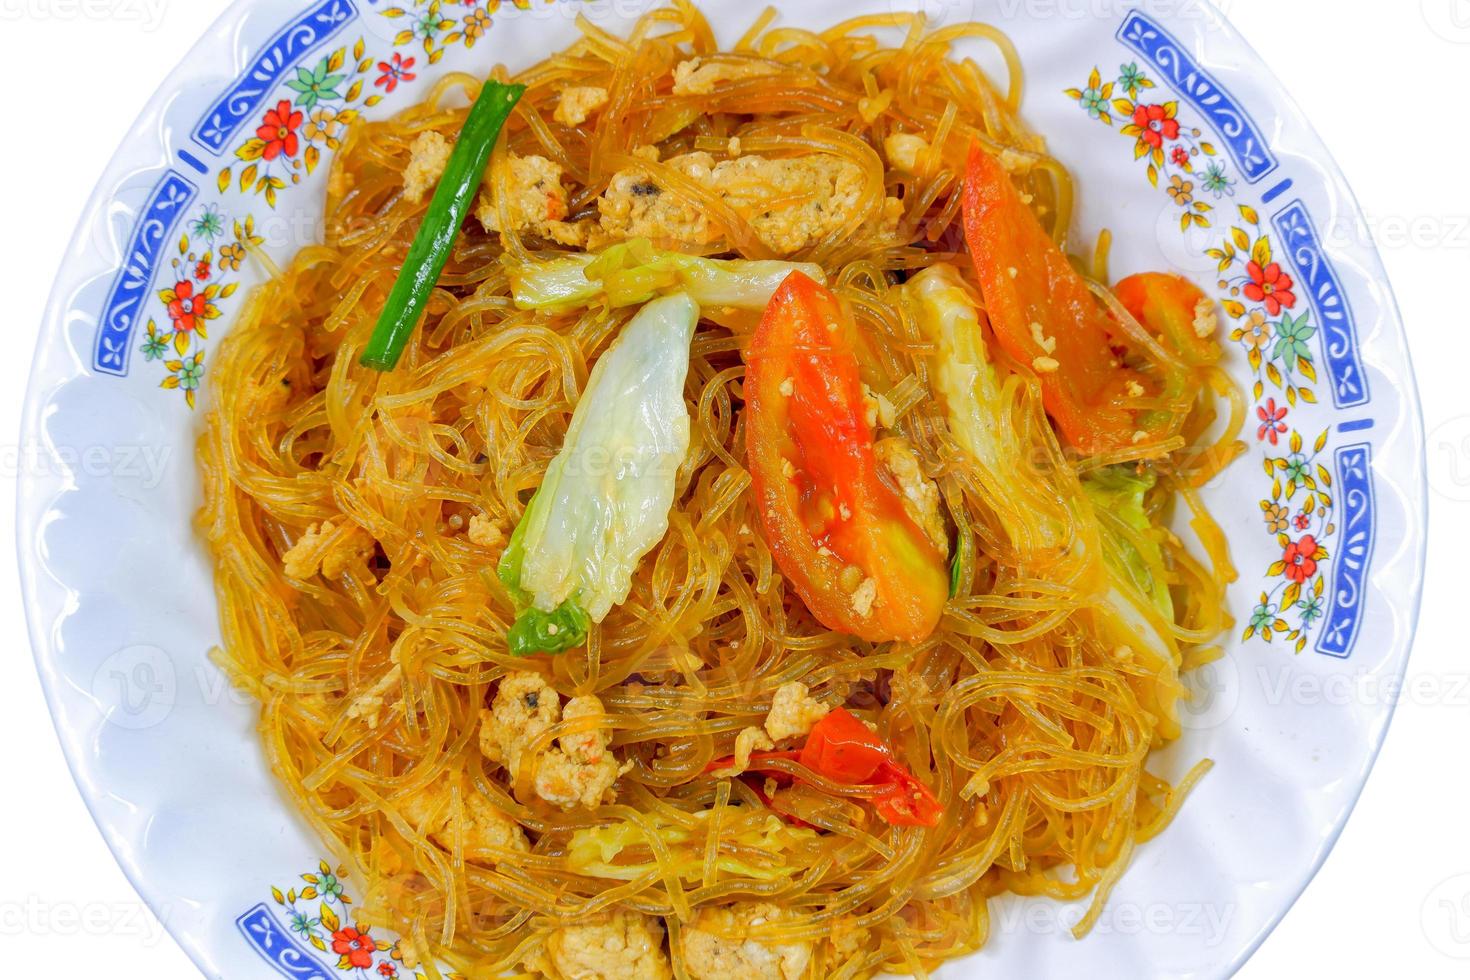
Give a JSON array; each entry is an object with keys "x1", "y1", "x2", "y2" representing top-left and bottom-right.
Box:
[
  {"x1": 798, "y1": 704, "x2": 888, "y2": 782},
  {"x1": 963, "y1": 144, "x2": 1164, "y2": 455},
  {"x1": 745, "y1": 272, "x2": 949, "y2": 644},
  {"x1": 706, "y1": 708, "x2": 944, "y2": 828}
]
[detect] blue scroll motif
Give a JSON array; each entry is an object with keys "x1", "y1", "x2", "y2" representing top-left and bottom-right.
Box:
[
  {"x1": 94, "y1": 171, "x2": 197, "y2": 377},
  {"x1": 1116, "y1": 11, "x2": 1278, "y2": 183},
  {"x1": 238, "y1": 904, "x2": 335, "y2": 980},
  {"x1": 1271, "y1": 199, "x2": 1371, "y2": 409},
  {"x1": 191, "y1": 0, "x2": 358, "y2": 155},
  {"x1": 1316, "y1": 444, "x2": 1375, "y2": 659}
]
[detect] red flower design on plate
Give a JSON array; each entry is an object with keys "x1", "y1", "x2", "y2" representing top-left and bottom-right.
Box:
[
  {"x1": 165, "y1": 280, "x2": 203, "y2": 332},
  {"x1": 1282, "y1": 535, "x2": 1319, "y2": 584},
  {"x1": 376, "y1": 53, "x2": 416, "y2": 93},
  {"x1": 1132, "y1": 103, "x2": 1180, "y2": 150},
  {"x1": 1294, "y1": 512, "x2": 1312, "y2": 531},
  {"x1": 1255, "y1": 398, "x2": 1288, "y2": 444},
  {"x1": 377, "y1": 964, "x2": 397, "y2": 978},
  {"x1": 1170, "y1": 146, "x2": 1191, "y2": 167},
  {"x1": 332, "y1": 926, "x2": 377, "y2": 970},
  {"x1": 1244, "y1": 261, "x2": 1297, "y2": 316},
  {"x1": 256, "y1": 100, "x2": 303, "y2": 161},
  {"x1": 195, "y1": 260, "x2": 211, "y2": 281}
]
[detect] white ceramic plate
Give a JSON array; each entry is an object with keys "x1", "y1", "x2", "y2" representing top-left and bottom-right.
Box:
[{"x1": 19, "y1": 1, "x2": 1427, "y2": 977}]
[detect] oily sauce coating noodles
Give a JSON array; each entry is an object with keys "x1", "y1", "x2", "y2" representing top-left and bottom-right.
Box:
[{"x1": 200, "y1": 4, "x2": 1240, "y2": 976}]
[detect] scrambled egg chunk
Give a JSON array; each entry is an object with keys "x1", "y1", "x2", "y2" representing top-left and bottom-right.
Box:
[
  {"x1": 873, "y1": 437, "x2": 949, "y2": 554},
  {"x1": 764, "y1": 682, "x2": 829, "y2": 742},
  {"x1": 476, "y1": 154, "x2": 587, "y2": 247},
  {"x1": 554, "y1": 85, "x2": 609, "y2": 127},
  {"x1": 535, "y1": 695, "x2": 631, "y2": 810},
  {"x1": 403, "y1": 130, "x2": 452, "y2": 204},
  {"x1": 543, "y1": 909, "x2": 672, "y2": 980},
  {"x1": 480, "y1": 675, "x2": 629, "y2": 810},
  {"x1": 281, "y1": 520, "x2": 376, "y2": 582},
  {"x1": 1193, "y1": 297, "x2": 1219, "y2": 338},
  {"x1": 398, "y1": 779, "x2": 528, "y2": 866},
  {"x1": 682, "y1": 903, "x2": 813, "y2": 980},
  {"x1": 672, "y1": 57, "x2": 778, "y2": 95},
  {"x1": 343, "y1": 664, "x2": 401, "y2": 729},
  {"x1": 884, "y1": 133, "x2": 931, "y2": 173},
  {"x1": 826, "y1": 918, "x2": 869, "y2": 969},
  {"x1": 711, "y1": 726, "x2": 775, "y2": 777},
  {"x1": 467, "y1": 513, "x2": 507, "y2": 551},
  {"x1": 598, "y1": 151, "x2": 902, "y2": 255}
]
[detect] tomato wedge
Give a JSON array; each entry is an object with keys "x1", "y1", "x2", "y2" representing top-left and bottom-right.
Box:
[
  {"x1": 706, "y1": 708, "x2": 944, "y2": 828},
  {"x1": 962, "y1": 144, "x2": 1177, "y2": 455},
  {"x1": 745, "y1": 272, "x2": 949, "y2": 643},
  {"x1": 1113, "y1": 271, "x2": 1221, "y2": 368}
]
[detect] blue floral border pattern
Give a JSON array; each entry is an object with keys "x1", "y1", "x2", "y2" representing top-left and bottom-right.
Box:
[
  {"x1": 192, "y1": 0, "x2": 359, "y2": 155},
  {"x1": 237, "y1": 904, "x2": 335, "y2": 980},
  {"x1": 94, "y1": 171, "x2": 197, "y2": 377},
  {"x1": 1116, "y1": 11, "x2": 1278, "y2": 184},
  {"x1": 1102, "y1": 11, "x2": 1375, "y2": 659},
  {"x1": 1316, "y1": 444, "x2": 1375, "y2": 658},
  {"x1": 1271, "y1": 200, "x2": 1371, "y2": 409}
]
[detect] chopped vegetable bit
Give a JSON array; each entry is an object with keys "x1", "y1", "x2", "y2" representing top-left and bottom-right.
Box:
[
  {"x1": 906, "y1": 263, "x2": 1184, "y2": 735},
  {"x1": 498, "y1": 293, "x2": 700, "y2": 655},
  {"x1": 1082, "y1": 466, "x2": 1174, "y2": 620},
  {"x1": 362, "y1": 80, "x2": 525, "y2": 371},
  {"x1": 566, "y1": 809, "x2": 817, "y2": 883},
  {"x1": 508, "y1": 238, "x2": 825, "y2": 312}
]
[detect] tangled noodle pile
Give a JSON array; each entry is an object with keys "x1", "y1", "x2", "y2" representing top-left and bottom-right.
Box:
[{"x1": 201, "y1": 4, "x2": 1242, "y2": 976}]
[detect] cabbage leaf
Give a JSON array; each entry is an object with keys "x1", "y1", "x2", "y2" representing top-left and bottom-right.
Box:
[{"x1": 498, "y1": 292, "x2": 700, "y2": 655}]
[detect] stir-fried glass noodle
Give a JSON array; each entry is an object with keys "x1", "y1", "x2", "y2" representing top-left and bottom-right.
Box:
[{"x1": 200, "y1": 4, "x2": 1244, "y2": 977}]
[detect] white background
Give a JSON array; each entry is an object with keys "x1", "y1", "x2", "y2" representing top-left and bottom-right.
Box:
[{"x1": 0, "y1": 1, "x2": 1464, "y2": 976}]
